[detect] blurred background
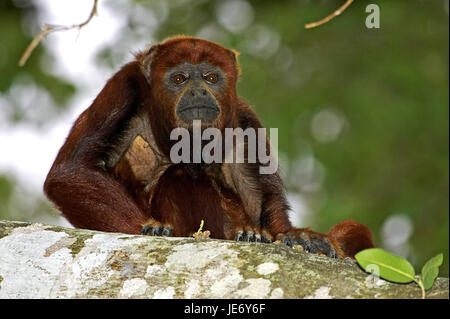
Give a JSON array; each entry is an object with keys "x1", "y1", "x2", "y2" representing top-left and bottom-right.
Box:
[{"x1": 0, "y1": 0, "x2": 448, "y2": 275}]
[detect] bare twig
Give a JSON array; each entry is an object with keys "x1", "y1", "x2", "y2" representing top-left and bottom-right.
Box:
[
  {"x1": 305, "y1": 0, "x2": 354, "y2": 29},
  {"x1": 18, "y1": 0, "x2": 99, "y2": 67}
]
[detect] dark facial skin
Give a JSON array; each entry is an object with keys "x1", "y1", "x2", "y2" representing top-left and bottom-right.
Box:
[{"x1": 164, "y1": 62, "x2": 226, "y2": 124}]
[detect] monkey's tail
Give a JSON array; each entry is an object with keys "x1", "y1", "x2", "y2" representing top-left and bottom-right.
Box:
[{"x1": 327, "y1": 220, "x2": 375, "y2": 259}]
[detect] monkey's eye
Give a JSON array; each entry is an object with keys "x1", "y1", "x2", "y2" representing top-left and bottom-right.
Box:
[
  {"x1": 173, "y1": 74, "x2": 187, "y2": 85},
  {"x1": 204, "y1": 73, "x2": 218, "y2": 84}
]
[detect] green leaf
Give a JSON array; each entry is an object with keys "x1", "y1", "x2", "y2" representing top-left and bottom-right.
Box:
[
  {"x1": 421, "y1": 253, "x2": 444, "y2": 290},
  {"x1": 355, "y1": 248, "x2": 416, "y2": 283}
]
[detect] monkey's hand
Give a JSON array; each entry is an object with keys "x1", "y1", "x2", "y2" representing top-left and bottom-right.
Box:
[
  {"x1": 234, "y1": 228, "x2": 272, "y2": 243},
  {"x1": 141, "y1": 218, "x2": 173, "y2": 237},
  {"x1": 276, "y1": 229, "x2": 339, "y2": 258}
]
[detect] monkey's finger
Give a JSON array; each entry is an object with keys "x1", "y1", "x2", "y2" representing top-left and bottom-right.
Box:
[
  {"x1": 235, "y1": 230, "x2": 257, "y2": 242},
  {"x1": 141, "y1": 225, "x2": 152, "y2": 235},
  {"x1": 309, "y1": 235, "x2": 337, "y2": 258},
  {"x1": 161, "y1": 226, "x2": 173, "y2": 237},
  {"x1": 282, "y1": 236, "x2": 293, "y2": 247},
  {"x1": 149, "y1": 226, "x2": 162, "y2": 236},
  {"x1": 261, "y1": 230, "x2": 273, "y2": 243},
  {"x1": 141, "y1": 219, "x2": 163, "y2": 235},
  {"x1": 291, "y1": 237, "x2": 312, "y2": 252},
  {"x1": 243, "y1": 230, "x2": 255, "y2": 242},
  {"x1": 141, "y1": 225, "x2": 174, "y2": 237},
  {"x1": 235, "y1": 230, "x2": 244, "y2": 241}
]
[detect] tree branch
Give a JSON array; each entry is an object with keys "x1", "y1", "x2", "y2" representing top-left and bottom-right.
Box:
[
  {"x1": 305, "y1": 0, "x2": 354, "y2": 29},
  {"x1": 0, "y1": 220, "x2": 448, "y2": 299},
  {"x1": 18, "y1": 0, "x2": 98, "y2": 67}
]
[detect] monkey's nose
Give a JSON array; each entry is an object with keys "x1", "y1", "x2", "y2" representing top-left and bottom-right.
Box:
[{"x1": 190, "y1": 88, "x2": 208, "y2": 97}]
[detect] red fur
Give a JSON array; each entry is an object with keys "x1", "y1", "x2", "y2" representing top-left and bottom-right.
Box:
[
  {"x1": 44, "y1": 36, "x2": 374, "y2": 259},
  {"x1": 44, "y1": 61, "x2": 150, "y2": 234},
  {"x1": 327, "y1": 220, "x2": 375, "y2": 258},
  {"x1": 150, "y1": 165, "x2": 225, "y2": 238}
]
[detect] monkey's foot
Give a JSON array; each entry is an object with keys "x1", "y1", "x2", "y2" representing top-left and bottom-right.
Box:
[
  {"x1": 276, "y1": 229, "x2": 338, "y2": 259},
  {"x1": 235, "y1": 228, "x2": 272, "y2": 243},
  {"x1": 141, "y1": 219, "x2": 173, "y2": 237}
]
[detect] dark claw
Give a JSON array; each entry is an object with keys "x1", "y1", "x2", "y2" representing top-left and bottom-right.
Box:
[
  {"x1": 291, "y1": 237, "x2": 308, "y2": 250},
  {"x1": 309, "y1": 235, "x2": 337, "y2": 258},
  {"x1": 244, "y1": 231, "x2": 255, "y2": 242},
  {"x1": 141, "y1": 225, "x2": 152, "y2": 235},
  {"x1": 304, "y1": 240, "x2": 315, "y2": 253},
  {"x1": 141, "y1": 225, "x2": 173, "y2": 237},
  {"x1": 235, "y1": 230, "x2": 244, "y2": 241},
  {"x1": 161, "y1": 227, "x2": 173, "y2": 237},
  {"x1": 151, "y1": 226, "x2": 162, "y2": 236},
  {"x1": 298, "y1": 239, "x2": 318, "y2": 253},
  {"x1": 279, "y1": 231, "x2": 338, "y2": 259},
  {"x1": 282, "y1": 237, "x2": 293, "y2": 247},
  {"x1": 235, "y1": 230, "x2": 262, "y2": 243},
  {"x1": 262, "y1": 234, "x2": 272, "y2": 243}
]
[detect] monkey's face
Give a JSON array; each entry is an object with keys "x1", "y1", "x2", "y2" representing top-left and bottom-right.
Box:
[
  {"x1": 142, "y1": 37, "x2": 239, "y2": 133},
  {"x1": 164, "y1": 61, "x2": 224, "y2": 124}
]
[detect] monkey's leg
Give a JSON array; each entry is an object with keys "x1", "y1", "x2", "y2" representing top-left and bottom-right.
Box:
[
  {"x1": 140, "y1": 180, "x2": 174, "y2": 237},
  {"x1": 212, "y1": 181, "x2": 272, "y2": 243},
  {"x1": 147, "y1": 165, "x2": 231, "y2": 239},
  {"x1": 44, "y1": 164, "x2": 148, "y2": 234}
]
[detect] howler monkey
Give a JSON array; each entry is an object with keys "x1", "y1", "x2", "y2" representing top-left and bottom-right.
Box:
[{"x1": 44, "y1": 36, "x2": 374, "y2": 259}]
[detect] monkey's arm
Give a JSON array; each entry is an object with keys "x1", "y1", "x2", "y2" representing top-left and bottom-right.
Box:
[
  {"x1": 44, "y1": 61, "x2": 151, "y2": 234},
  {"x1": 229, "y1": 104, "x2": 374, "y2": 258}
]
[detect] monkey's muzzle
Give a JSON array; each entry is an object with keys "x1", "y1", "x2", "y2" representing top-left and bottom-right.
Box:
[
  {"x1": 177, "y1": 104, "x2": 220, "y2": 122},
  {"x1": 176, "y1": 86, "x2": 220, "y2": 123}
]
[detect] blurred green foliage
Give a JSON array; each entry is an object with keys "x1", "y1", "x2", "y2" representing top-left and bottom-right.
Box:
[{"x1": 0, "y1": 0, "x2": 448, "y2": 276}]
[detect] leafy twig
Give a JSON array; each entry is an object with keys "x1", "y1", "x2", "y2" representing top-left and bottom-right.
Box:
[
  {"x1": 18, "y1": 0, "x2": 99, "y2": 67},
  {"x1": 305, "y1": 0, "x2": 354, "y2": 29},
  {"x1": 355, "y1": 248, "x2": 444, "y2": 299},
  {"x1": 416, "y1": 279, "x2": 426, "y2": 299}
]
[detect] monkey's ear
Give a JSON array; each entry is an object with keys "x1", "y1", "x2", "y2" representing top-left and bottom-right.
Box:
[
  {"x1": 228, "y1": 49, "x2": 242, "y2": 77},
  {"x1": 137, "y1": 43, "x2": 159, "y2": 84}
]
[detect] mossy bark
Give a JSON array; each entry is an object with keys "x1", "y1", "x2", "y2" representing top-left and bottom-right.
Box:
[{"x1": 0, "y1": 220, "x2": 448, "y2": 299}]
